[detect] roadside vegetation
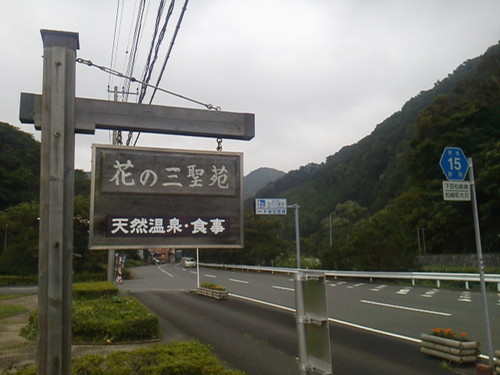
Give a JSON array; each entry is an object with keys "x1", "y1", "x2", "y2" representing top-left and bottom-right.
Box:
[
  {"x1": 3, "y1": 282, "x2": 245, "y2": 375},
  {"x1": 20, "y1": 282, "x2": 160, "y2": 343},
  {"x1": 4, "y1": 341, "x2": 245, "y2": 375},
  {"x1": 0, "y1": 304, "x2": 27, "y2": 319}
]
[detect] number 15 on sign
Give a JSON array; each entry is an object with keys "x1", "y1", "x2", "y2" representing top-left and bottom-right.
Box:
[{"x1": 439, "y1": 147, "x2": 469, "y2": 181}]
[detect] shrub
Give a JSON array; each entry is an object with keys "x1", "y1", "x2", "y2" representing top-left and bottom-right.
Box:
[
  {"x1": 72, "y1": 281, "x2": 118, "y2": 299},
  {"x1": 0, "y1": 275, "x2": 37, "y2": 286},
  {"x1": 6, "y1": 341, "x2": 245, "y2": 375},
  {"x1": 21, "y1": 296, "x2": 160, "y2": 343},
  {"x1": 200, "y1": 282, "x2": 226, "y2": 291}
]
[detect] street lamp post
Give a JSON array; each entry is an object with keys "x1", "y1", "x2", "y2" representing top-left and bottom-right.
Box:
[{"x1": 329, "y1": 213, "x2": 333, "y2": 248}]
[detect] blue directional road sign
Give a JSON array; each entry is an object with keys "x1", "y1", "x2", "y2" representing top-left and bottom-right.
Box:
[{"x1": 439, "y1": 147, "x2": 469, "y2": 181}]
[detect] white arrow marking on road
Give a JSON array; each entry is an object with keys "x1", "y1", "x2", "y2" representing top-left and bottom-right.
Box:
[
  {"x1": 229, "y1": 278, "x2": 249, "y2": 284},
  {"x1": 360, "y1": 300, "x2": 452, "y2": 316},
  {"x1": 273, "y1": 286, "x2": 294, "y2": 291}
]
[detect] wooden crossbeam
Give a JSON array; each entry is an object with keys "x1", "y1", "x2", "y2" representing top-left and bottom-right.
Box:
[{"x1": 20, "y1": 92, "x2": 255, "y2": 140}]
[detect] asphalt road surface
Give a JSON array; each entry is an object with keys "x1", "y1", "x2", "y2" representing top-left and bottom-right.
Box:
[{"x1": 119, "y1": 264, "x2": 494, "y2": 374}]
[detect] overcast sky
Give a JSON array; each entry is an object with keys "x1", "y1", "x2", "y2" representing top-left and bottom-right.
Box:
[{"x1": 2, "y1": 1, "x2": 499, "y2": 175}]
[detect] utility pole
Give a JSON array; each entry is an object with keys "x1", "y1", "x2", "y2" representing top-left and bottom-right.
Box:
[
  {"x1": 3, "y1": 224, "x2": 7, "y2": 254},
  {"x1": 106, "y1": 85, "x2": 138, "y2": 283},
  {"x1": 36, "y1": 30, "x2": 79, "y2": 375},
  {"x1": 329, "y1": 213, "x2": 333, "y2": 248},
  {"x1": 469, "y1": 158, "x2": 495, "y2": 368},
  {"x1": 20, "y1": 29, "x2": 254, "y2": 375}
]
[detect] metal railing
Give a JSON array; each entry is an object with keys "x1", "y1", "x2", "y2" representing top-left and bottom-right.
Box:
[{"x1": 200, "y1": 263, "x2": 500, "y2": 291}]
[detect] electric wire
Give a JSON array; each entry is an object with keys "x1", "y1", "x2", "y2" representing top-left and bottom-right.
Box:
[
  {"x1": 149, "y1": 0, "x2": 189, "y2": 105},
  {"x1": 139, "y1": 0, "x2": 175, "y2": 103},
  {"x1": 77, "y1": 58, "x2": 221, "y2": 111},
  {"x1": 134, "y1": 0, "x2": 189, "y2": 146},
  {"x1": 108, "y1": 0, "x2": 124, "y2": 99}
]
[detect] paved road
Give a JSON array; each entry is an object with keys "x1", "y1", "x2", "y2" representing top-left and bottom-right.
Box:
[
  {"x1": 119, "y1": 264, "x2": 489, "y2": 374},
  {"x1": 122, "y1": 264, "x2": 500, "y2": 347}
]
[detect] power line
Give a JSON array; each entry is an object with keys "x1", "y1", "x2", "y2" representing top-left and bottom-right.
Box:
[
  {"x1": 138, "y1": 0, "x2": 175, "y2": 103},
  {"x1": 149, "y1": 0, "x2": 189, "y2": 105},
  {"x1": 77, "y1": 57, "x2": 221, "y2": 111}
]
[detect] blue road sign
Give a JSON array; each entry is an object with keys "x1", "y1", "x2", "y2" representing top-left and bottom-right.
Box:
[{"x1": 439, "y1": 147, "x2": 469, "y2": 181}]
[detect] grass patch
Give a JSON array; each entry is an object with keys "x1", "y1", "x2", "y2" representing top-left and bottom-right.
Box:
[
  {"x1": 4, "y1": 341, "x2": 246, "y2": 375},
  {"x1": 0, "y1": 294, "x2": 30, "y2": 301},
  {"x1": 0, "y1": 304, "x2": 27, "y2": 319},
  {"x1": 21, "y1": 296, "x2": 160, "y2": 343},
  {"x1": 0, "y1": 275, "x2": 37, "y2": 287},
  {"x1": 72, "y1": 281, "x2": 119, "y2": 299},
  {"x1": 20, "y1": 282, "x2": 160, "y2": 343}
]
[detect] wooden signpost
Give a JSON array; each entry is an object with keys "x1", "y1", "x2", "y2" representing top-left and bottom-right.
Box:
[{"x1": 20, "y1": 29, "x2": 254, "y2": 375}]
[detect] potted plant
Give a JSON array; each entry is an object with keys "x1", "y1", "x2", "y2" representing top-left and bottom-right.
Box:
[
  {"x1": 420, "y1": 328, "x2": 479, "y2": 364},
  {"x1": 195, "y1": 282, "x2": 228, "y2": 300}
]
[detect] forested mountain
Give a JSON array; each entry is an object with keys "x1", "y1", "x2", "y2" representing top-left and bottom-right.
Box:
[
  {"x1": 243, "y1": 167, "x2": 285, "y2": 200},
  {"x1": 0, "y1": 125, "x2": 94, "y2": 275},
  {"x1": 0, "y1": 123, "x2": 40, "y2": 210},
  {"x1": 1, "y1": 43, "x2": 499, "y2": 274},
  {"x1": 255, "y1": 43, "x2": 500, "y2": 270}
]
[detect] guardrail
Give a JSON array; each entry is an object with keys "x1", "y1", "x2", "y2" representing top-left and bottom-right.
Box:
[{"x1": 200, "y1": 263, "x2": 500, "y2": 291}]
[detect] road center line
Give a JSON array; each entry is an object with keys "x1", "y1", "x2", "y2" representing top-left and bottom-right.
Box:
[
  {"x1": 272, "y1": 285, "x2": 294, "y2": 291},
  {"x1": 360, "y1": 300, "x2": 452, "y2": 316},
  {"x1": 229, "y1": 278, "x2": 249, "y2": 284}
]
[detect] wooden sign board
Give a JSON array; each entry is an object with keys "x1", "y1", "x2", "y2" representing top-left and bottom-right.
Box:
[{"x1": 90, "y1": 145, "x2": 243, "y2": 249}]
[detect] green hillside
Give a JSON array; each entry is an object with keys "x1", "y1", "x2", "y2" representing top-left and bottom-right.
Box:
[
  {"x1": 1, "y1": 43, "x2": 498, "y2": 273},
  {"x1": 0, "y1": 123, "x2": 40, "y2": 210},
  {"x1": 255, "y1": 43, "x2": 500, "y2": 270}
]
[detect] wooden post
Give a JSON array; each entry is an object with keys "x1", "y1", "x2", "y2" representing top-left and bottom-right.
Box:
[{"x1": 37, "y1": 30, "x2": 79, "y2": 375}]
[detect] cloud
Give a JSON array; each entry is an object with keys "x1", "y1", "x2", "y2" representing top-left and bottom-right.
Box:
[{"x1": 2, "y1": 0, "x2": 500, "y2": 174}]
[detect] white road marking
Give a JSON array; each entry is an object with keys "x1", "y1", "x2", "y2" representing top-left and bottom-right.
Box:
[
  {"x1": 230, "y1": 293, "x2": 420, "y2": 343},
  {"x1": 396, "y1": 288, "x2": 411, "y2": 295},
  {"x1": 272, "y1": 286, "x2": 294, "y2": 291},
  {"x1": 229, "y1": 278, "x2": 249, "y2": 284},
  {"x1": 158, "y1": 266, "x2": 173, "y2": 277},
  {"x1": 346, "y1": 283, "x2": 365, "y2": 288},
  {"x1": 420, "y1": 289, "x2": 439, "y2": 298},
  {"x1": 370, "y1": 285, "x2": 387, "y2": 292},
  {"x1": 204, "y1": 274, "x2": 217, "y2": 278},
  {"x1": 458, "y1": 291, "x2": 471, "y2": 302},
  {"x1": 360, "y1": 300, "x2": 452, "y2": 317}
]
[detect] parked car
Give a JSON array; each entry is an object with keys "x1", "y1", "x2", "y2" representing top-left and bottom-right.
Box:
[{"x1": 182, "y1": 257, "x2": 196, "y2": 268}]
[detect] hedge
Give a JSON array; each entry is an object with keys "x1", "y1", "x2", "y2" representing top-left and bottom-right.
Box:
[
  {"x1": 21, "y1": 296, "x2": 160, "y2": 343},
  {"x1": 5, "y1": 341, "x2": 246, "y2": 375}
]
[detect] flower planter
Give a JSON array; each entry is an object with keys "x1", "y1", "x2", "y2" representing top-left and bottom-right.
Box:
[
  {"x1": 420, "y1": 334, "x2": 479, "y2": 364},
  {"x1": 195, "y1": 287, "x2": 228, "y2": 300}
]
